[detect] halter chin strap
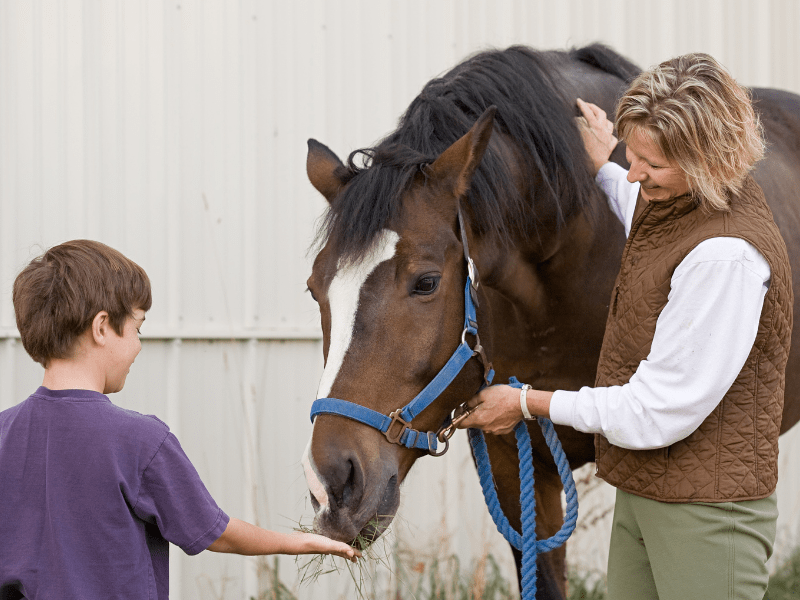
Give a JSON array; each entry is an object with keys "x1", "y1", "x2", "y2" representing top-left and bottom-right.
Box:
[{"x1": 309, "y1": 206, "x2": 493, "y2": 456}]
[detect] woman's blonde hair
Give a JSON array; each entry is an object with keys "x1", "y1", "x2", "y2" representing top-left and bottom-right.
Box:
[{"x1": 616, "y1": 53, "x2": 765, "y2": 210}]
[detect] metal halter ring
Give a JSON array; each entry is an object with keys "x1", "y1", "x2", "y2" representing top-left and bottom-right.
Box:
[
  {"x1": 428, "y1": 433, "x2": 449, "y2": 457},
  {"x1": 462, "y1": 327, "x2": 480, "y2": 347}
]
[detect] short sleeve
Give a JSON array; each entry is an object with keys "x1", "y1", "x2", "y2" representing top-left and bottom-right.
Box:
[{"x1": 132, "y1": 432, "x2": 229, "y2": 555}]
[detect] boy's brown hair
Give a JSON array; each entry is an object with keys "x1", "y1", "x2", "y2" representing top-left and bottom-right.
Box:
[{"x1": 13, "y1": 240, "x2": 152, "y2": 367}]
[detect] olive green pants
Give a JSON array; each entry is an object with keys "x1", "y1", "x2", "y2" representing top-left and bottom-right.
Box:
[{"x1": 606, "y1": 489, "x2": 778, "y2": 600}]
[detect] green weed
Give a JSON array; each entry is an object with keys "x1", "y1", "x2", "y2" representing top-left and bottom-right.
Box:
[
  {"x1": 567, "y1": 571, "x2": 605, "y2": 600},
  {"x1": 766, "y1": 545, "x2": 800, "y2": 600}
]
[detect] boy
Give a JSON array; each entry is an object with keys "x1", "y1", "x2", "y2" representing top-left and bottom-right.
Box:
[{"x1": 0, "y1": 239, "x2": 358, "y2": 599}]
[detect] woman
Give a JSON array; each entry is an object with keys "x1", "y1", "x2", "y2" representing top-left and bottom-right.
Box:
[{"x1": 459, "y1": 53, "x2": 792, "y2": 599}]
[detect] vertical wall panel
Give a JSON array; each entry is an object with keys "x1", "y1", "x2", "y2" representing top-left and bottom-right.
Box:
[
  {"x1": 2, "y1": 1, "x2": 800, "y2": 597},
  {"x1": 0, "y1": 3, "x2": 16, "y2": 329}
]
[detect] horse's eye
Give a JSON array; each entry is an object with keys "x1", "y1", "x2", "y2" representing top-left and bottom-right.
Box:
[
  {"x1": 414, "y1": 275, "x2": 440, "y2": 295},
  {"x1": 306, "y1": 286, "x2": 318, "y2": 302}
]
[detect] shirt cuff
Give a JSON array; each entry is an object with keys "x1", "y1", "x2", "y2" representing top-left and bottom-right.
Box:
[{"x1": 549, "y1": 390, "x2": 579, "y2": 427}]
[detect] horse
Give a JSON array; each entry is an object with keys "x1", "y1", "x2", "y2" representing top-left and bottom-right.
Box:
[{"x1": 300, "y1": 44, "x2": 800, "y2": 599}]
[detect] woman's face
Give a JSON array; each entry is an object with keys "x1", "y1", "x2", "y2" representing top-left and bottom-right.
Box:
[{"x1": 625, "y1": 128, "x2": 691, "y2": 202}]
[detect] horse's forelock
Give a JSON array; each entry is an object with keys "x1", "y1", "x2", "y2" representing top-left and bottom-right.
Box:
[{"x1": 314, "y1": 146, "x2": 432, "y2": 268}]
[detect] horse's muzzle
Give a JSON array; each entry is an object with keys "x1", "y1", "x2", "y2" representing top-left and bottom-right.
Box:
[{"x1": 303, "y1": 434, "x2": 401, "y2": 545}]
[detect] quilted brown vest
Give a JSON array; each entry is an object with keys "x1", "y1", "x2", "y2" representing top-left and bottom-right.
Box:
[{"x1": 594, "y1": 175, "x2": 792, "y2": 502}]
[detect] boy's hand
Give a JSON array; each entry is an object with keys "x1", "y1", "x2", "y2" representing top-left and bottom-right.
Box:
[
  {"x1": 206, "y1": 517, "x2": 361, "y2": 561},
  {"x1": 291, "y1": 531, "x2": 362, "y2": 562}
]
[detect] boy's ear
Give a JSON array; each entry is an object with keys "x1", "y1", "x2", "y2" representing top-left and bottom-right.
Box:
[{"x1": 91, "y1": 311, "x2": 110, "y2": 346}]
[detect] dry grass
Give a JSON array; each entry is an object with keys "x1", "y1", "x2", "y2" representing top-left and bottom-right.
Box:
[{"x1": 292, "y1": 516, "x2": 397, "y2": 599}]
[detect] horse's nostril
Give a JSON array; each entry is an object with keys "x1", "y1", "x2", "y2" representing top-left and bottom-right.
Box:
[
  {"x1": 341, "y1": 459, "x2": 359, "y2": 507},
  {"x1": 381, "y1": 475, "x2": 397, "y2": 506},
  {"x1": 310, "y1": 493, "x2": 321, "y2": 512}
]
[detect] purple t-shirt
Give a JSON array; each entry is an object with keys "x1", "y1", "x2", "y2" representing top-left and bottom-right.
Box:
[{"x1": 0, "y1": 387, "x2": 229, "y2": 599}]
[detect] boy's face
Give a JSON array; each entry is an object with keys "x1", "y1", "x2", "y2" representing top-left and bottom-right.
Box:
[{"x1": 104, "y1": 308, "x2": 145, "y2": 394}]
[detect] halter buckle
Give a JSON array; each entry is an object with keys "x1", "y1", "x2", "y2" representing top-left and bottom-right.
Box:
[
  {"x1": 467, "y1": 257, "x2": 479, "y2": 288},
  {"x1": 384, "y1": 409, "x2": 410, "y2": 444}
]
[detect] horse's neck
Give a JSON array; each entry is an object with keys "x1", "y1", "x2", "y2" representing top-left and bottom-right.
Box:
[{"x1": 481, "y1": 202, "x2": 625, "y2": 390}]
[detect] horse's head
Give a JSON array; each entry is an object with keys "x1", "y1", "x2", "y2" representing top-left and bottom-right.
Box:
[{"x1": 302, "y1": 108, "x2": 497, "y2": 545}]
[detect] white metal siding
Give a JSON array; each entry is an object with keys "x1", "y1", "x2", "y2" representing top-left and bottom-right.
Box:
[{"x1": 2, "y1": 1, "x2": 799, "y2": 598}]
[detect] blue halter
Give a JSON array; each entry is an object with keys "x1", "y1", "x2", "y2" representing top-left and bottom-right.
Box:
[{"x1": 309, "y1": 211, "x2": 494, "y2": 455}]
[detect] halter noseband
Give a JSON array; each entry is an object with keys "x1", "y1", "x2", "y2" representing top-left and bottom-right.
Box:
[{"x1": 309, "y1": 207, "x2": 494, "y2": 456}]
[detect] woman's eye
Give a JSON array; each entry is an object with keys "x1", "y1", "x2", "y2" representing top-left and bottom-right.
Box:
[{"x1": 414, "y1": 276, "x2": 440, "y2": 295}]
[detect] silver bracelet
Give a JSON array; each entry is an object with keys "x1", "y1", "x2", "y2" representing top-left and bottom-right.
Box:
[{"x1": 520, "y1": 384, "x2": 534, "y2": 420}]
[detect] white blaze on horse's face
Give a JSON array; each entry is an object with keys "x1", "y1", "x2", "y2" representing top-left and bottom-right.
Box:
[
  {"x1": 302, "y1": 440, "x2": 329, "y2": 509},
  {"x1": 303, "y1": 229, "x2": 400, "y2": 511},
  {"x1": 315, "y1": 229, "x2": 400, "y2": 399}
]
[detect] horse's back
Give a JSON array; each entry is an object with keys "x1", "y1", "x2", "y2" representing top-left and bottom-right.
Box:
[{"x1": 752, "y1": 87, "x2": 800, "y2": 434}]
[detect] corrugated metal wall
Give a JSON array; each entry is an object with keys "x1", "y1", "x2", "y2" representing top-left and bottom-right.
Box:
[{"x1": 1, "y1": 1, "x2": 799, "y2": 598}]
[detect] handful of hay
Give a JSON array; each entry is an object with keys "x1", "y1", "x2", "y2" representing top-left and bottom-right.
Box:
[{"x1": 293, "y1": 515, "x2": 397, "y2": 598}]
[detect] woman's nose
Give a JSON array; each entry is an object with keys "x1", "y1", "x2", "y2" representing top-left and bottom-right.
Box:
[{"x1": 627, "y1": 160, "x2": 647, "y2": 183}]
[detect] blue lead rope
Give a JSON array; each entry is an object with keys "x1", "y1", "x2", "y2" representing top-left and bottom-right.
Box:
[{"x1": 468, "y1": 377, "x2": 579, "y2": 599}]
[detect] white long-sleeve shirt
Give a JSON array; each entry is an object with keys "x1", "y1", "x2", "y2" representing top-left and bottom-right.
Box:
[{"x1": 548, "y1": 162, "x2": 771, "y2": 450}]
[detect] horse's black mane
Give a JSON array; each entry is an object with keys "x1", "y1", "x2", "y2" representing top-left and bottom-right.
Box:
[
  {"x1": 318, "y1": 44, "x2": 640, "y2": 264},
  {"x1": 569, "y1": 44, "x2": 641, "y2": 84}
]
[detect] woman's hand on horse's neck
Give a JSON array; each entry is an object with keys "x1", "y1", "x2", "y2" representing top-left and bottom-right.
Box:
[
  {"x1": 457, "y1": 384, "x2": 553, "y2": 436},
  {"x1": 577, "y1": 98, "x2": 618, "y2": 175}
]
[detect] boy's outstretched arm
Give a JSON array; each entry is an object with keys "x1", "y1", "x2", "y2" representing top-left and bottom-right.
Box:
[{"x1": 206, "y1": 517, "x2": 361, "y2": 562}]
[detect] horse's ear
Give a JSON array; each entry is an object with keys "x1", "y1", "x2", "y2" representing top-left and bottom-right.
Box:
[
  {"x1": 428, "y1": 106, "x2": 497, "y2": 201},
  {"x1": 307, "y1": 139, "x2": 346, "y2": 203}
]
